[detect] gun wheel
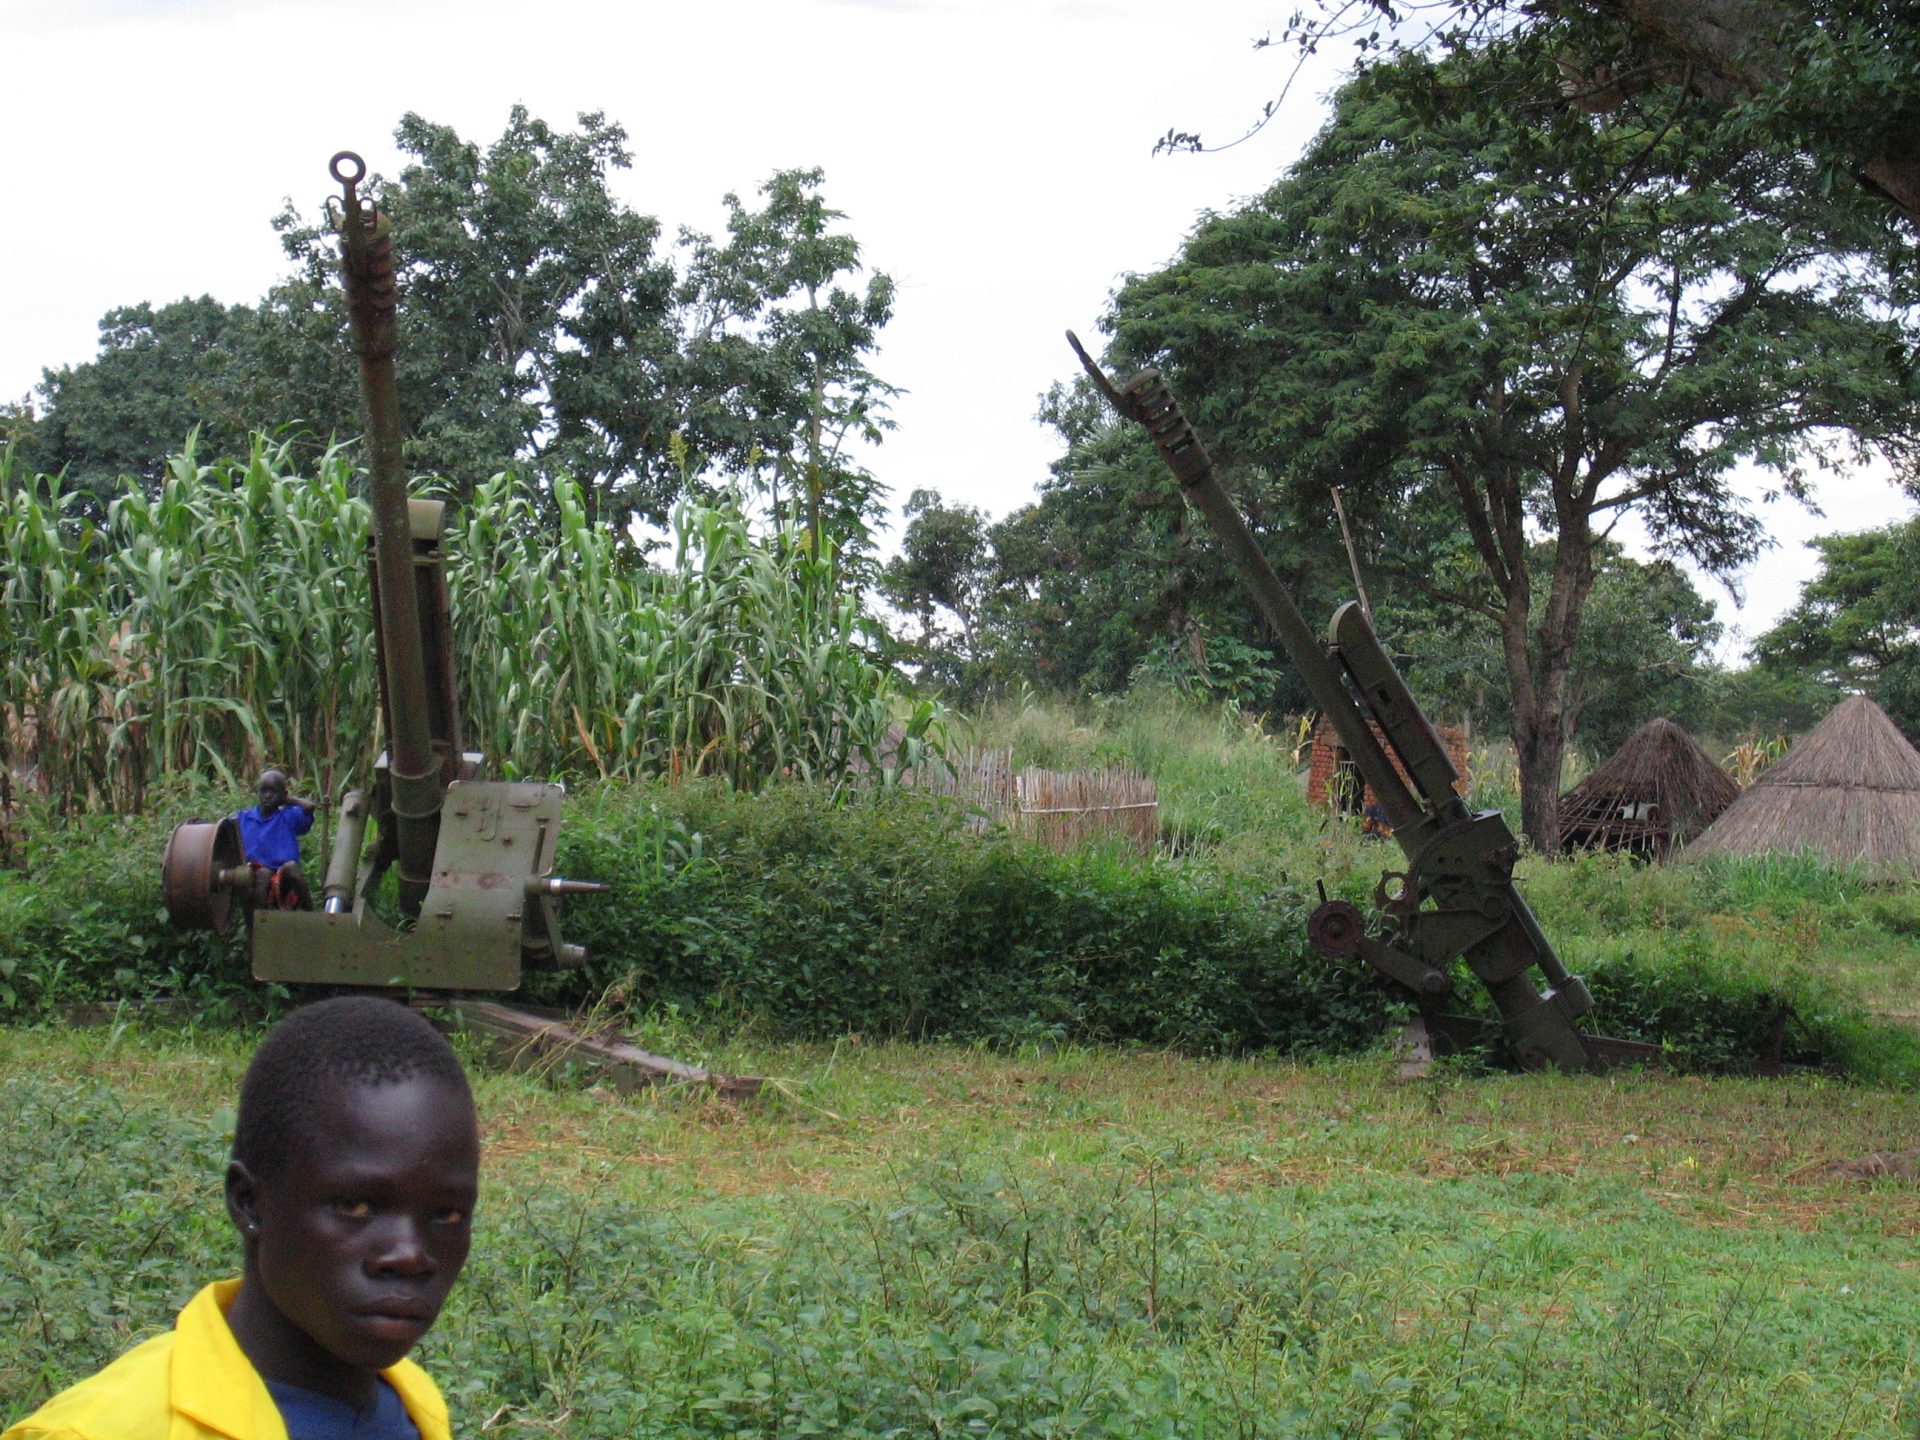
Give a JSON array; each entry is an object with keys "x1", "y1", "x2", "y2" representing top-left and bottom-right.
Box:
[
  {"x1": 1306, "y1": 899, "x2": 1366, "y2": 958},
  {"x1": 162, "y1": 818, "x2": 244, "y2": 935}
]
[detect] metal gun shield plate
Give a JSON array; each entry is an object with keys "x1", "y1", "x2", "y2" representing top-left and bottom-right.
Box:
[{"x1": 253, "y1": 780, "x2": 567, "y2": 990}]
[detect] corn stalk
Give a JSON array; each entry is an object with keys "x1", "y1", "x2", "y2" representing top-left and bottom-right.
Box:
[{"x1": 0, "y1": 438, "x2": 943, "y2": 835}]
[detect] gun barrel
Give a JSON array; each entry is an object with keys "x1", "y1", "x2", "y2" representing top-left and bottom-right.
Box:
[
  {"x1": 1080, "y1": 348, "x2": 1426, "y2": 837},
  {"x1": 333, "y1": 151, "x2": 443, "y2": 909}
]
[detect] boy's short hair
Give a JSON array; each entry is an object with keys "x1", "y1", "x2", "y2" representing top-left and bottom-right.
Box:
[{"x1": 233, "y1": 996, "x2": 472, "y2": 1178}]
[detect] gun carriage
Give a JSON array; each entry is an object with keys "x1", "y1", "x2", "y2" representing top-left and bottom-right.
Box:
[
  {"x1": 161, "y1": 153, "x2": 755, "y2": 1093},
  {"x1": 1068, "y1": 333, "x2": 1656, "y2": 1073}
]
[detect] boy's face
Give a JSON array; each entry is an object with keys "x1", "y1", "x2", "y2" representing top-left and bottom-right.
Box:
[
  {"x1": 239, "y1": 1075, "x2": 480, "y2": 1385},
  {"x1": 256, "y1": 774, "x2": 287, "y2": 815}
]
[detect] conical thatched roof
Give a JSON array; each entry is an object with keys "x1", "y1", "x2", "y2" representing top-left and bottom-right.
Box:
[
  {"x1": 1560, "y1": 717, "x2": 1738, "y2": 858},
  {"x1": 1684, "y1": 695, "x2": 1920, "y2": 874}
]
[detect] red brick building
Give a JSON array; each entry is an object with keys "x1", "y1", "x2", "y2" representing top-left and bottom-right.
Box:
[{"x1": 1305, "y1": 715, "x2": 1469, "y2": 825}]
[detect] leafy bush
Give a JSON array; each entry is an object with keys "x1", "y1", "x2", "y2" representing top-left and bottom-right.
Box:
[
  {"x1": 0, "y1": 797, "x2": 248, "y2": 1016},
  {"x1": 552, "y1": 782, "x2": 1396, "y2": 1055},
  {"x1": 5, "y1": 765, "x2": 1917, "y2": 1082},
  {"x1": 1524, "y1": 850, "x2": 1920, "y2": 1084}
]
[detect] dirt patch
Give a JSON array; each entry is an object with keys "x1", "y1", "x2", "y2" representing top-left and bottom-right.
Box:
[{"x1": 1799, "y1": 1148, "x2": 1920, "y2": 1182}]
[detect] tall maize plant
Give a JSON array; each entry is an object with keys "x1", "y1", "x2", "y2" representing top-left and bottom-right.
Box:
[
  {"x1": 0, "y1": 438, "x2": 942, "y2": 829},
  {"x1": 445, "y1": 472, "x2": 944, "y2": 788}
]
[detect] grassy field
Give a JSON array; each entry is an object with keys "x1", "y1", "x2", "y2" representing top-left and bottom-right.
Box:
[
  {"x1": 4, "y1": 1022, "x2": 1918, "y2": 1438},
  {"x1": 7, "y1": 691, "x2": 1920, "y2": 1435}
]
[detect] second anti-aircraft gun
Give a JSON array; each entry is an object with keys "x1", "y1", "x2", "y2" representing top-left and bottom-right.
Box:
[
  {"x1": 160, "y1": 153, "x2": 605, "y2": 996},
  {"x1": 1068, "y1": 333, "x2": 1656, "y2": 1073}
]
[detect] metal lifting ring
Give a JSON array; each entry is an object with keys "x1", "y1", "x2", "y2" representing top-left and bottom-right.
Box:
[{"x1": 330, "y1": 151, "x2": 367, "y2": 185}]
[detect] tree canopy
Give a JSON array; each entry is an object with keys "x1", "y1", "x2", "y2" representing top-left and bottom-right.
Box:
[
  {"x1": 15, "y1": 109, "x2": 896, "y2": 541},
  {"x1": 1167, "y1": 0, "x2": 1920, "y2": 239},
  {"x1": 1755, "y1": 515, "x2": 1920, "y2": 736},
  {"x1": 1106, "y1": 41, "x2": 1919, "y2": 848}
]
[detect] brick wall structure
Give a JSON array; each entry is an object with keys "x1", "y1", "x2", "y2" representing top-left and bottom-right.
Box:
[{"x1": 1306, "y1": 715, "x2": 1470, "y2": 820}]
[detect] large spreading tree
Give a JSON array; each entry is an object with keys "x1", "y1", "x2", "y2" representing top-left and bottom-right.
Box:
[
  {"x1": 1167, "y1": 1, "x2": 1920, "y2": 238},
  {"x1": 1103, "y1": 42, "x2": 1918, "y2": 850}
]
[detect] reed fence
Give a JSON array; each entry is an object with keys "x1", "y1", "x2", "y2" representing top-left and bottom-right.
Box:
[{"x1": 921, "y1": 749, "x2": 1159, "y2": 853}]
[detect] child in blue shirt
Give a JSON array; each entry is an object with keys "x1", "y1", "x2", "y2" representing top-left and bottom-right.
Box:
[{"x1": 237, "y1": 769, "x2": 317, "y2": 910}]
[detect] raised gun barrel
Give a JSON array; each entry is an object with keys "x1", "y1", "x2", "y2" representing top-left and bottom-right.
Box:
[
  {"x1": 332, "y1": 151, "x2": 444, "y2": 914},
  {"x1": 1067, "y1": 333, "x2": 1653, "y2": 1073}
]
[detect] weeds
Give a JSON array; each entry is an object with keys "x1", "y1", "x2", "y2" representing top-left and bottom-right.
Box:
[{"x1": 3, "y1": 1036, "x2": 1917, "y2": 1436}]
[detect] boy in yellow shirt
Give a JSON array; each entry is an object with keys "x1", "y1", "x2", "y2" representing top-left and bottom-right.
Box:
[{"x1": 3, "y1": 996, "x2": 480, "y2": 1440}]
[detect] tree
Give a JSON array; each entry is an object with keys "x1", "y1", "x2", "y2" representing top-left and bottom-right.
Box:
[
  {"x1": 1389, "y1": 541, "x2": 1722, "y2": 756},
  {"x1": 1168, "y1": 1, "x2": 1920, "y2": 236},
  {"x1": 22, "y1": 298, "x2": 264, "y2": 508},
  {"x1": 1109, "y1": 45, "x2": 1919, "y2": 849},
  {"x1": 266, "y1": 107, "x2": 691, "y2": 526},
  {"x1": 27, "y1": 111, "x2": 897, "y2": 540},
  {"x1": 983, "y1": 380, "x2": 1369, "y2": 712},
  {"x1": 881, "y1": 488, "x2": 994, "y2": 687},
  {"x1": 679, "y1": 169, "x2": 898, "y2": 577},
  {"x1": 1754, "y1": 516, "x2": 1920, "y2": 734}
]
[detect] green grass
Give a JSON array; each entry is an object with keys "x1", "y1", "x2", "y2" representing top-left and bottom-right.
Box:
[
  {"x1": 7, "y1": 689, "x2": 1920, "y2": 1431},
  {"x1": 3, "y1": 1023, "x2": 1918, "y2": 1437}
]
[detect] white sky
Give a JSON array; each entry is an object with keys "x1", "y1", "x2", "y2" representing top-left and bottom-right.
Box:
[{"x1": 5, "y1": 0, "x2": 1911, "y2": 662}]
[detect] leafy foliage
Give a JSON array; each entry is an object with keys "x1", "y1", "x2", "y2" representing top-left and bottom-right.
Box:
[
  {"x1": 20, "y1": 111, "x2": 895, "y2": 539},
  {"x1": 1390, "y1": 540, "x2": 1724, "y2": 756},
  {"x1": 0, "y1": 437, "x2": 938, "y2": 817},
  {"x1": 1100, "y1": 41, "x2": 1919, "y2": 849},
  {"x1": 880, "y1": 488, "x2": 995, "y2": 693},
  {"x1": 1176, "y1": 0, "x2": 1920, "y2": 240},
  {"x1": 554, "y1": 782, "x2": 1397, "y2": 1054},
  {"x1": 7, "y1": 1036, "x2": 1920, "y2": 1436},
  {"x1": 6, "y1": 756, "x2": 1918, "y2": 1084},
  {"x1": 1754, "y1": 515, "x2": 1920, "y2": 738},
  {"x1": 9, "y1": 299, "x2": 264, "y2": 510}
]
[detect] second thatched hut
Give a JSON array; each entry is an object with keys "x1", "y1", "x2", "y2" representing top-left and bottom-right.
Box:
[
  {"x1": 1683, "y1": 695, "x2": 1920, "y2": 876},
  {"x1": 1559, "y1": 717, "x2": 1738, "y2": 859}
]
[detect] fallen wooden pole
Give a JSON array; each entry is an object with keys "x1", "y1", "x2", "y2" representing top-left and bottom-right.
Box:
[{"x1": 420, "y1": 997, "x2": 763, "y2": 1099}]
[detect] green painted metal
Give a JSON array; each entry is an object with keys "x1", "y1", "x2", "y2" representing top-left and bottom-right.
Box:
[
  {"x1": 162, "y1": 153, "x2": 604, "y2": 996},
  {"x1": 1065, "y1": 333, "x2": 1651, "y2": 1073},
  {"x1": 253, "y1": 781, "x2": 568, "y2": 990}
]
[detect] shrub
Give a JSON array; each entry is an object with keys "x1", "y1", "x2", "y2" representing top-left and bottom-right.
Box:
[
  {"x1": 553, "y1": 782, "x2": 1397, "y2": 1055},
  {"x1": 5, "y1": 773, "x2": 1917, "y2": 1083}
]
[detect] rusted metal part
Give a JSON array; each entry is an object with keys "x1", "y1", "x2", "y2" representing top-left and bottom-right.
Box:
[
  {"x1": 424, "y1": 998, "x2": 764, "y2": 1099},
  {"x1": 1069, "y1": 333, "x2": 1626, "y2": 1074},
  {"x1": 161, "y1": 817, "x2": 249, "y2": 935},
  {"x1": 1306, "y1": 897, "x2": 1366, "y2": 957},
  {"x1": 333, "y1": 151, "x2": 441, "y2": 914}
]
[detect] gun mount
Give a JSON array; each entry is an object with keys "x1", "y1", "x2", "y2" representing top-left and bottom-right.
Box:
[
  {"x1": 160, "y1": 153, "x2": 605, "y2": 993},
  {"x1": 1068, "y1": 333, "x2": 1656, "y2": 1074}
]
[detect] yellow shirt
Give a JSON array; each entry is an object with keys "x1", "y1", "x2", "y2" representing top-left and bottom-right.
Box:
[{"x1": 2, "y1": 1280, "x2": 452, "y2": 1440}]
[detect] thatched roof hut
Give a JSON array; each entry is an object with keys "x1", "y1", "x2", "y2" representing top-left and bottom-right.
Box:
[
  {"x1": 1559, "y1": 717, "x2": 1737, "y2": 859},
  {"x1": 1684, "y1": 695, "x2": 1920, "y2": 875}
]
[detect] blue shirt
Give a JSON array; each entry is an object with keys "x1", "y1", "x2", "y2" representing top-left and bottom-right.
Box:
[
  {"x1": 265, "y1": 1378, "x2": 421, "y2": 1440},
  {"x1": 235, "y1": 804, "x2": 314, "y2": 868}
]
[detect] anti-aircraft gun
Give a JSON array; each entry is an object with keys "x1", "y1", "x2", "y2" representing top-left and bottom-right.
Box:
[
  {"x1": 1068, "y1": 334, "x2": 1657, "y2": 1073},
  {"x1": 160, "y1": 153, "x2": 605, "y2": 996}
]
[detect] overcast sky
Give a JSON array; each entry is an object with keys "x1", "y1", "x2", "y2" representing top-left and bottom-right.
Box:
[{"x1": 5, "y1": 0, "x2": 1911, "y2": 661}]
